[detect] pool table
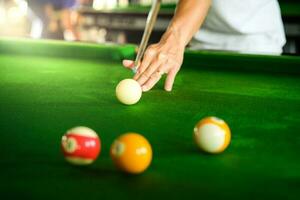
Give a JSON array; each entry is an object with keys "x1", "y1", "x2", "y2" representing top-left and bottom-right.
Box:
[{"x1": 0, "y1": 38, "x2": 300, "y2": 199}]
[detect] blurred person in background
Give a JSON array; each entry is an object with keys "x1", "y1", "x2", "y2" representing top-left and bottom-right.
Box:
[{"x1": 28, "y1": 0, "x2": 89, "y2": 40}]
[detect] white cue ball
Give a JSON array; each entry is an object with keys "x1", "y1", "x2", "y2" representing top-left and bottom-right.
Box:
[{"x1": 116, "y1": 79, "x2": 142, "y2": 105}]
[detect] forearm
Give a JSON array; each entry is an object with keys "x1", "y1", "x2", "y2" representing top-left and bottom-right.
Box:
[{"x1": 163, "y1": 0, "x2": 211, "y2": 47}]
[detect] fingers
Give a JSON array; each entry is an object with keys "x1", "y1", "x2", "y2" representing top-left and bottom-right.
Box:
[
  {"x1": 164, "y1": 69, "x2": 178, "y2": 92},
  {"x1": 142, "y1": 65, "x2": 178, "y2": 92},
  {"x1": 141, "y1": 67, "x2": 165, "y2": 92},
  {"x1": 135, "y1": 58, "x2": 164, "y2": 85},
  {"x1": 123, "y1": 43, "x2": 182, "y2": 92},
  {"x1": 134, "y1": 47, "x2": 156, "y2": 79},
  {"x1": 122, "y1": 60, "x2": 135, "y2": 69},
  {"x1": 123, "y1": 58, "x2": 178, "y2": 92},
  {"x1": 135, "y1": 52, "x2": 167, "y2": 79}
]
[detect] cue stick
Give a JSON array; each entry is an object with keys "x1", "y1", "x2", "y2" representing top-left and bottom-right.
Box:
[{"x1": 132, "y1": 0, "x2": 162, "y2": 73}]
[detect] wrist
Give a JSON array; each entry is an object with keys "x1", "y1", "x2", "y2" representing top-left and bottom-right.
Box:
[{"x1": 160, "y1": 26, "x2": 187, "y2": 49}]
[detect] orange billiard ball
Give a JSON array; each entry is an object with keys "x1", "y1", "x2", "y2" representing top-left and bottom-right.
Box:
[
  {"x1": 193, "y1": 117, "x2": 231, "y2": 154},
  {"x1": 61, "y1": 126, "x2": 101, "y2": 165},
  {"x1": 110, "y1": 133, "x2": 152, "y2": 174}
]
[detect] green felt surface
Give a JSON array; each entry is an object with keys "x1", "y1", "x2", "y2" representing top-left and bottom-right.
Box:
[{"x1": 0, "y1": 38, "x2": 300, "y2": 199}]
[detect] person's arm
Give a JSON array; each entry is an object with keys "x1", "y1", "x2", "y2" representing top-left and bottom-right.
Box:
[{"x1": 123, "y1": 0, "x2": 211, "y2": 92}]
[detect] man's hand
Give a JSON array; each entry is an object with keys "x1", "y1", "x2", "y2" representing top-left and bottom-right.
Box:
[
  {"x1": 123, "y1": 0, "x2": 211, "y2": 92},
  {"x1": 123, "y1": 30, "x2": 185, "y2": 92}
]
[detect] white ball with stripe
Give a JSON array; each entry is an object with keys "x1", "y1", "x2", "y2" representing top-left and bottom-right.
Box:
[{"x1": 194, "y1": 117, "x2": 231, "y2": 154}]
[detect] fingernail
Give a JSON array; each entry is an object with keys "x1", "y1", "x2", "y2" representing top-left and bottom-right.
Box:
[
  {"x1": 142, "y1": 86, "x2": 147, "y2": 91},
  {"x1": 165, "y1": 87, "x2": 172, "y2": 92},
  {"x1": 123, "y1": 60, "x2": 133, "y2": 66}
]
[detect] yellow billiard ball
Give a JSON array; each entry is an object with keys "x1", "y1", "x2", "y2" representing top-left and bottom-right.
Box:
[
  {"x1": 110, "y1": 133, "x2": 152, "y2": 174},
  {"x1": 193, "y1": 117, "x2": 231, "y2": 154},
  {"x1": 116, "y1": 79, "x2": 142, "y2": 105}
]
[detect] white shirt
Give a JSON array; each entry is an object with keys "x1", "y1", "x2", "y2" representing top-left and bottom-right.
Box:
[{"x1": 191, "y1": 0, "x2": 286, "y2": 55}]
